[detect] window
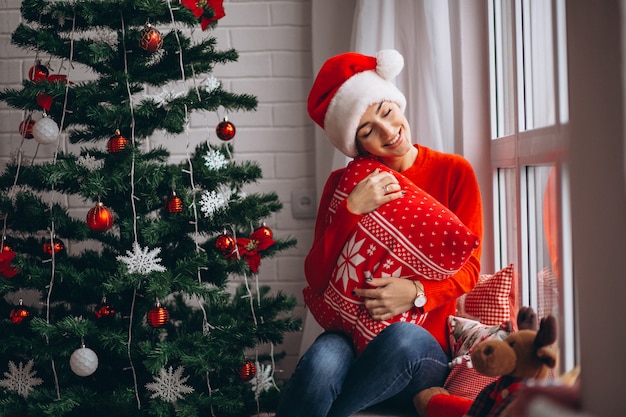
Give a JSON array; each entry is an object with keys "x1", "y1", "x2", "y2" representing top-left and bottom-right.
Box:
[{"x1": 489, "y1": 0, "x2": 576, "y2": 371}]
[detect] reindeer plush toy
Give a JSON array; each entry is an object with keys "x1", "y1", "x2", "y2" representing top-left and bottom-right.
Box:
[{"x1": 464, "y1": 307, "x2": 558, "y2": 417}]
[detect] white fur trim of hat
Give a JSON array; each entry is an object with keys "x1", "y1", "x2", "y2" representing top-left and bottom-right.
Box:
[{"x1": 322, "y1": 50, "x2": 406, "y2": 157}]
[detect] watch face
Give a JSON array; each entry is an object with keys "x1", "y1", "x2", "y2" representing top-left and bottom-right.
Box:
[{"x1": 414, "y1": 295, "x2": 426, "y2": 308}]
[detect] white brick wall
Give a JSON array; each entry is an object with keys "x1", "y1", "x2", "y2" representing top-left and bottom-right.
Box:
[{"x1": 0, "y1": 0, "x2": 314, "y2": 380}]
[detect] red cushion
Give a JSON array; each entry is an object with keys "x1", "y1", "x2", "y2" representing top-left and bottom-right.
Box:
[
  {"x1": 456, "y1": 263, "x2": 516, "y2": 325},
  {"x1": 444, "y1": 356, "x2": 498, "y2": 400}
]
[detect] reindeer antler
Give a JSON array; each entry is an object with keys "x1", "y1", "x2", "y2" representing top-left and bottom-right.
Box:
[{"x1": 534, "y1": 315, "x2": 558, "y2": 348}]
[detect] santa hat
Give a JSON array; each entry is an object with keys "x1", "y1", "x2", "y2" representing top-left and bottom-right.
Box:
[{"x1": 307, "y1": 49, "x2": 406, "y2": 158}]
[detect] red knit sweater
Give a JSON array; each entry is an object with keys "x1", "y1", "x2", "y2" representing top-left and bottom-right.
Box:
[{"x1": 303, "y1": 144, "x2": 483, "y2": 355}]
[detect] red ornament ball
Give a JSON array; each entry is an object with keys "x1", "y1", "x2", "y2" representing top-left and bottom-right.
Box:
[
  {"x1": 216, "y1": 119, "x2": 236, "y2": 141},
  {"x1": 28, "y1": 62, "x2": 49, "y2": 81},
  {"x1": 146, "y1": 304, "x2": 169, "y2": 328},
  {"x1": 43, "y1": 238, "x2": 65, "y2": 257},
  {"x1": 139, "y1": 24, "x2": 163, "y2": 53},
  {"x1": 238, "y1": 359, "x2": 257, "y2": 381},
  {"x1": 254, "y1": 224, "x2": 273, "y2": 239},
  {"x1": 107, "y1": 130, "x2": 129, "y2": 153},
  {"x1": 1, "y1": 236, "x2": 14, "y2": 253},
  {"x1": 19, "y1": 119, "x2": 35, "y2": 139},
  {"x1": 10, "y1": 305, "x2": 31, "y2": 324},
  {"x1": 94, "y1": 302, "x2": 116, "y2": 319},
  {"x1": 215, "y1": 232, "x2": 236, "y2": 256},
  {"x1": 86, "y1": 202, "x2": 114, "y2": 232},
  {"x1": 165, "y1": 192, "x2": 184, "y2": 213}
]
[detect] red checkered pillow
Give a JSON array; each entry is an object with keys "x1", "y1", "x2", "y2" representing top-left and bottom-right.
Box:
[
  {"x1": 444, "y1": 356, "x2": 498, "y2": 400},
  {"x1": 445, "y1": 316, "x2": 513, "y2": 400},
  {"x1": 456, "y1": 263, "x2": 516, "y2": 325}
]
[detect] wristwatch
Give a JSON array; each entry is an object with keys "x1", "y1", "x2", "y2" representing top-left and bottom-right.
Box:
[{"x1": 412, "y1": 280, "x2": 427, "y2": 308}]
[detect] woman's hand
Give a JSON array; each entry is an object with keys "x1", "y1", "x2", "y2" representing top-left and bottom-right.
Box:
[
  {"x1": 353, "y1": 277, "x2": 417, "y2": 321},
  {"x1": 346, "y1": 168, "x2": 404, "y2": 215}
]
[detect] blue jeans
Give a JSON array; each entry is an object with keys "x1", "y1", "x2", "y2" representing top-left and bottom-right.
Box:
[{"x1": 276, "y1": 322, "x2": 449, "y2": 417}]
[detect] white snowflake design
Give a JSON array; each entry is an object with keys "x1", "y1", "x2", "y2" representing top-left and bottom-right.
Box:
[
  {"x1": 117, "y1": 242, "x2": 166, "y2": 275},
  {"x1": 199, "y1": 189, "x2": 228, "y2": 218},
  {"x1": 145, "y1": 366, "x2": 194, "y2": 403},
  {"x1": 249, "y1": 361, "x2": 276, "y2": 400},
  {"x1": 335, "y1": 235, "x2": 366, "y2": 291},
  {"x1": 76, "y1": 153, "x2": 103, "y2": 171},
  {"x1": 380, "y1": 266, "x2": 403, "y2": 278},
  {"x1": 0, "y1": 360, "x2": 43, "y2": 398},
  {"x1": 203, "y1": 149, "x2": 227, "y2": 170},
  {"x1": 144, "y1": 89, "x2": 185, "y2": 108},
  {"x1": 202, "y1": 76, "x2": 221, "y2": 92}
]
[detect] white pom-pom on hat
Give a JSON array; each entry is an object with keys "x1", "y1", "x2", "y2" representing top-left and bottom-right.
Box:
[
  {"x1": 375, "y1": 49, "x2": 404, "y2": 80},
  {"x1": 307, "y1": 49, "x2": 407, "y2": 158}
]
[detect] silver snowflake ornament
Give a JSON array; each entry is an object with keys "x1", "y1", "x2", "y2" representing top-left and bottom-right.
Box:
[
  {"x1": 202, "y1": 76, "x2": 221, "y2": 92},
  {"x1": 117, "y1": 242, "x2": 166, "y2": 275},
  {"x1": 144, "y1": 89, "x2": 185, "y2": 108},
  {"x1": 203, "y1": 149, "x2": 227, "y2": 170},
  {"x1": 199, "y1": 190, "x2": 228, "y2": 218},
  {"x1": 76, "y1": 153, "x2": 104, "y2": 171},
  {"x1": 145, "y1": 366, "x2": 194, "y2": 403},
  {"x1": 250, "y1": 361, "x2": 276, "y2": 400},
  {"x1": 0, "y1": 360, "x2": 43, "y2": 398}
]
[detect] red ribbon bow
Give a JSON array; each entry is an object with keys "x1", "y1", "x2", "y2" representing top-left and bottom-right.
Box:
[{"x1": 181, "y1": 0, "x2": 225, "y2": 30}]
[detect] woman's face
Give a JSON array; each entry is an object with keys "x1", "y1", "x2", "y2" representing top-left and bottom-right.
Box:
[{"x1": 355, "y1": 101, "x2": 413, "y2": 160}]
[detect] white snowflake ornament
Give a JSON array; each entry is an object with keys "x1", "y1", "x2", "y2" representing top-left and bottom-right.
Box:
[
  {"x1": 117, "y1": 242, "x2": 166, "y2": 275},
  {"x1": 203, "y1": 149, "x2": 227, "y2": 170},
  {"x1": 0, "y1": 360, "x2": 43, "y2": 398},
  {"x1": 145, "y1": 366, "x2": 194, "y2": 403},
  {"x1": 202, "y1": 76, "x2": 221, "y2": 92},
  {"x1": 250, "y1": 361, "x2": 275, "y2": 400},
  {"x1": 76, "y1": 153, "x2": 104, "y2": 171},
  {"x1": 199, "y1": 189, "x2": 228, "y2": 218}
]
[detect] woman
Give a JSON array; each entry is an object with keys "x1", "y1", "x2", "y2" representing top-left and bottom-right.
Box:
[{"x1": 276, "y1": 50, "x2": 483, "y2": 417}]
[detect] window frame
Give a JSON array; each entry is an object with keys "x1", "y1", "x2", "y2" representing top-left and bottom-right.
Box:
[{"x1": 489, "y1": 0, "x2": 576, "y2": 372}]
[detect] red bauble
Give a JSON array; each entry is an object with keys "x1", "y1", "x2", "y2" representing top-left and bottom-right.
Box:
[
  {"x1": 215, "y1": 232, "x2": 236, "y2": 256},
  {"x1": 10, "y1": 301, "x2": 30, "y2": 324},
  {"x1": 146, "y1": 303, "x2": 169, "y2": 328},
  {"x1": 19, "y1": 119, "x2": 35, "y2": 139},
  {"x1": 107, "y1": 130, "x2": 129, "y2": 153},
  {"x1": 139, "y1": 24, "x2": 163, "y2": 53},
  {"x1": 43, "y1": 238, "x2": 65, "y2": 256},
  {"x1": 165, "y1": 192, "x2": 184, "y2": 213},
  {"x1": 254, "y1": 224, "x2": 273, "y2": 239},
  {"x1": 1, "y1": 236, "x2": 14, "y2": 252},
  {"x1": 238, "y1": 359, "x2": 256, "y2": 381},
  {"x1": 216, "y1": 119, "x2": 236, "y2": 141},
  {"x1": 94, "y1": 302, "x2": 116, "y2": 319},
  {"x1": 86, "y1": 202, "x2": 114, "y2": 232},
  {"x1": 28, "y1": 62, "x2": 49, "y2": 81}
]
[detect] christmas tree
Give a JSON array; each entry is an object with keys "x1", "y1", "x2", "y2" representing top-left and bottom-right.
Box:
[{"x1": 0, "y1": 0, "x2": 300, "y2": 416}]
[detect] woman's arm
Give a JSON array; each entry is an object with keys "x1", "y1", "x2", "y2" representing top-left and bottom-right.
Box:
[
  {"x1": 354, "y1": 155, "x2": 484, "y2": 318},
  {"x1": 304, "y1": 168, "x2": 405, "y2": 295}
]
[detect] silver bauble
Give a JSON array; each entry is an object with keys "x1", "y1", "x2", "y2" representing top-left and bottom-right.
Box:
[
  {"x1": 69, "y1": 347, "x2": 99, "y2": 377},
  {"x1": 32, "y1": 117, "x2": 59, "y2": 144}
]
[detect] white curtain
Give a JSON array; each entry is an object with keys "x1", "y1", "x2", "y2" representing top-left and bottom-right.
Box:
[{"x1": 351, "y1": 0, "x2": 458, "y2": 156}]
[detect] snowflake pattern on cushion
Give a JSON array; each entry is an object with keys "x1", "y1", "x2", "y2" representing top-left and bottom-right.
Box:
[{"x1": 316, "y1": 156, "x2": 480, "y2": 353}]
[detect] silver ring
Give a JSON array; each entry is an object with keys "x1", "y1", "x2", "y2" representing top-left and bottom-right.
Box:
[{"x1": 383, "y1": 184, "x2": 390, "y2": 193}]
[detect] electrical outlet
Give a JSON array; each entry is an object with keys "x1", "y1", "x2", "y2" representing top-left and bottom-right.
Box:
[{"x1": 291, "y1": 188, "x2": 317, "y2": 219}]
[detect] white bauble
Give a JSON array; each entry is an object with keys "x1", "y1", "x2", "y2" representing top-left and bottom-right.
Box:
[
  {"x1": 69, "y1": 347, "x2": 99, "y2": 377},
  {"x1": 32, "y1": 117, "x2": 59, "y2": 144}
]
